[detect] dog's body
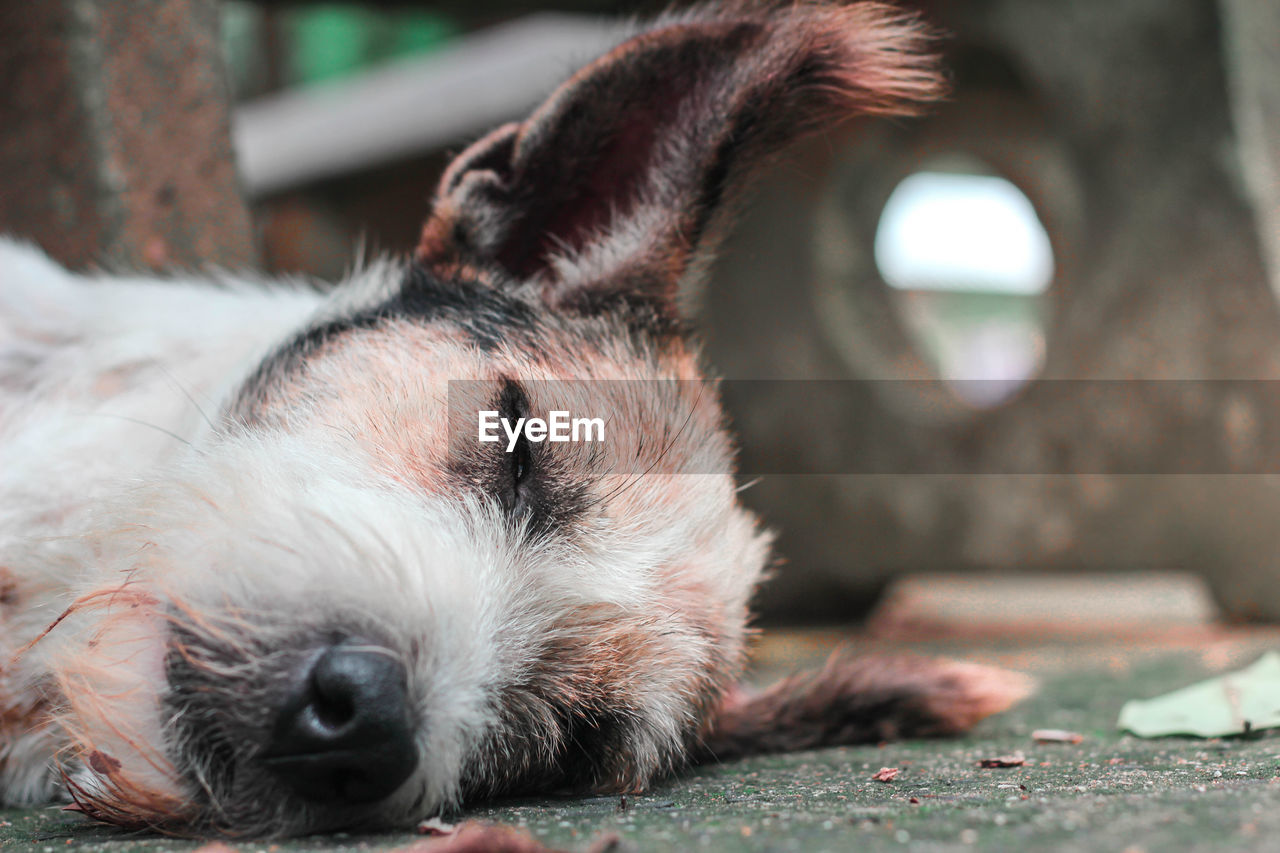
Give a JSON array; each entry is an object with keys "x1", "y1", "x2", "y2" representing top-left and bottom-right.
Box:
[{"x1": 0, "y1": 2, "x2": 1028, "y2": 837}]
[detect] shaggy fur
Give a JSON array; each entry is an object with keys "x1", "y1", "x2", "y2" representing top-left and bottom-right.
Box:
[{"x1": 0, "y1": 1, "x2": 1028, "y2": 838}]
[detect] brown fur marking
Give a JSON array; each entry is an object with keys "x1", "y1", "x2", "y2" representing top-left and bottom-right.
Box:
[{"x1": 0, "y1": 565, "x2": 16, "y2": 606}]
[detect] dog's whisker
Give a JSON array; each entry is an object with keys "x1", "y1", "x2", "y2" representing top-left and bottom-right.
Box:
[
  {"x1": 155, "y1": 365, "x2": 219, "y2": 435},
  {"x1": 83, "y1": 413, "x2": 202, "y2": 453}
]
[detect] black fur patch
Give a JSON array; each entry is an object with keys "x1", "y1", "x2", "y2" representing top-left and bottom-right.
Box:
[
  {"x1": 391, "y1": 265, "x2": 540, "y2": 350},
  {"x1": 163, "y1": 622, "x2": 405, "y2": 835},
  {"x1": 231, "y1": 264, "x2": 541, "y2": 419}
]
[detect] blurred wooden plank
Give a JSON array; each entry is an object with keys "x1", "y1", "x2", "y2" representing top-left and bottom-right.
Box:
[{"x1": 233, "y1": 14, "x2": 621, "y2": 197}]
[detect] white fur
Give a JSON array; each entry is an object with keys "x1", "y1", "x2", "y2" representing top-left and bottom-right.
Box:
[
  {"x1": 0, "y1": 238, "x2": 324, "y2": 803},
  {"x1": 0, "y1": 238, "x2": 767, "y2": 828}
]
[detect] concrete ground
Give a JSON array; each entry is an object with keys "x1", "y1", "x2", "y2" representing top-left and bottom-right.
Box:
[{"x1": 2, "y1": 574, "x2": 1279, "y2": 852}]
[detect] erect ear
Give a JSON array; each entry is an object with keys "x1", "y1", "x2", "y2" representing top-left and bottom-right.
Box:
[{"x1": 416, "y1": 1, "x2": 943, "y2": 321}]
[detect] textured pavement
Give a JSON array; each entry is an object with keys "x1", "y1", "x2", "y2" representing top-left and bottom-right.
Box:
[{"x1": 2, "y1": 578, "x2": 1279, "y2": 852}]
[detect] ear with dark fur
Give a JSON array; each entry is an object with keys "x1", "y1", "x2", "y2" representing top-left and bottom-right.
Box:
[
  {"x1": 417, "y1": 1, "x2": 943, "y2": 321},
  {"x1": 694, "y1": 653, "x2": 1034, "y2": 762}
]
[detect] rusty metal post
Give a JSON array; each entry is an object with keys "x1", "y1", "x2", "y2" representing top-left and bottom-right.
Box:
[{"x1": 0, "y1": 0, "x2": 255, "y2": 271}]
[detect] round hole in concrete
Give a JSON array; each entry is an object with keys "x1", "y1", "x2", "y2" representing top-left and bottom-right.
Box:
[{"x1": 873, "y1": 159, "x2": 1053, "y2": 407}]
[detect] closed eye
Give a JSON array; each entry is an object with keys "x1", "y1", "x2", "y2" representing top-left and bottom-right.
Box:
[
  {"x1": 511, "y1": 430, "x2": 532, "y2": 497},
  {"x1": 498, "y1": 380, "x2": 534, "y2": 516},
  {"x1": 473, "y1": 378, "x2": 589, "y2": 538}
]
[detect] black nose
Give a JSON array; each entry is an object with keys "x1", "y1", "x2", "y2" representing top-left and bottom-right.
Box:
[{"x1": 263, "y1": 644, "x2": 418, "y2": 804}]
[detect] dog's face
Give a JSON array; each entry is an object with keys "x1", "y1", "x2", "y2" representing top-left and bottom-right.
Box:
[
  {"x1": 29, "y1": 2, "x2": 941, "y2": 837},
  {"x1": 48, "y1": 264, "x2": 766, "y2": 835}
]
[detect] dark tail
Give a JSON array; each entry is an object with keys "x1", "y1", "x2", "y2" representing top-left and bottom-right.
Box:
[{"x1": 696, "y1": 653, "x2": 1034, "y2": 762}]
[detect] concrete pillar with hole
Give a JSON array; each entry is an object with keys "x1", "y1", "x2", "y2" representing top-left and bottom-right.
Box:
[{"x1": 707, "y1": 0, "x2": 1280, "y2": 622}]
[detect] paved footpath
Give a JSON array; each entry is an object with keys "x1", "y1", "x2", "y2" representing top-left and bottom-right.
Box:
[{"x1": 3, "y1": 625, "x2": 1279, "y2": 852}]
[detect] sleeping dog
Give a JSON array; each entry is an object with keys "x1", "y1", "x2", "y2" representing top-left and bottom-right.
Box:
[{"x1": 0, "y1": 1, "x2": 1028, "y2": 837}]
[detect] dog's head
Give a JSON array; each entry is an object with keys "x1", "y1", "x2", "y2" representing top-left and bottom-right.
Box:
[{"x1": 36, "y1": 2, "x2": 940, "y2": 836}]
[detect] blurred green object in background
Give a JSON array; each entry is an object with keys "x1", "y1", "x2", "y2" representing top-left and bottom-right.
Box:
[
  {"x1": 291, "y1": 5, "x2": 458, "y2": 84},
  {"x1": 289, "y1": 5, "x2": 378, "y2": 84},
  {"x1": 221, "y1": 2, "x2": 459, "y2": 97},
  {"x1": 385, "y1": 9, "x2": 460, "y2": 59},
  {"x1": 290, "y1": 5, "x2": 458, "y2": 85}
]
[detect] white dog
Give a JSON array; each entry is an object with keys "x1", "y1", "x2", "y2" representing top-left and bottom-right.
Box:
[{"x1": 0, "y1": 2, "x2": 1027, "y2": 837}]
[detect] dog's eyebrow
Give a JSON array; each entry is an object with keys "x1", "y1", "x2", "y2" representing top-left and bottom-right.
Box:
[
  {"x1": 232, "y1": 265, "x2": 541, "y2": 418},
  {"x1": 389, "y1": 264, "x2": 541, "y2": 350},
  {"x1": 323, "y1": 265, "x2": 540, "y2": 353}
]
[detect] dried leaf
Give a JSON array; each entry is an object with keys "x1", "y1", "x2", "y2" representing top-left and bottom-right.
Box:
[
  {"x1": 393, "y1": 821, "x2": 613, "y2": 852},
  {"x1": 871, "y1": 766, "x2": 900, "y2": 782},
  {"x1": 1032, "y1": 729, "x2": 1084, "y2": 744},
  {"x1": 978, "y1": 753, "x2": 1026, "y2": 768}
]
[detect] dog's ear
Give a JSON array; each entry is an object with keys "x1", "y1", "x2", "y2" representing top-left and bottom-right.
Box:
[{"x1": 417, "y1": 2, "x2": 943, "y2": 321}]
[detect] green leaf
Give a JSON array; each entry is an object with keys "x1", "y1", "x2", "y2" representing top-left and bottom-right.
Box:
[{"x1": 1118, "y1": 652, "x2": 1280, "y2": 738}]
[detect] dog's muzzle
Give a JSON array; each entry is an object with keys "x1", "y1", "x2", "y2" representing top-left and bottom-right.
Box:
[{"x1": 261, "y1": 642, "x2": 418, "y2": 804}]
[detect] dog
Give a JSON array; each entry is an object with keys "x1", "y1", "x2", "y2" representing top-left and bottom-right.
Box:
[{"x1": 0, "y1": 1, "x2": 1030, "y2": 838}]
